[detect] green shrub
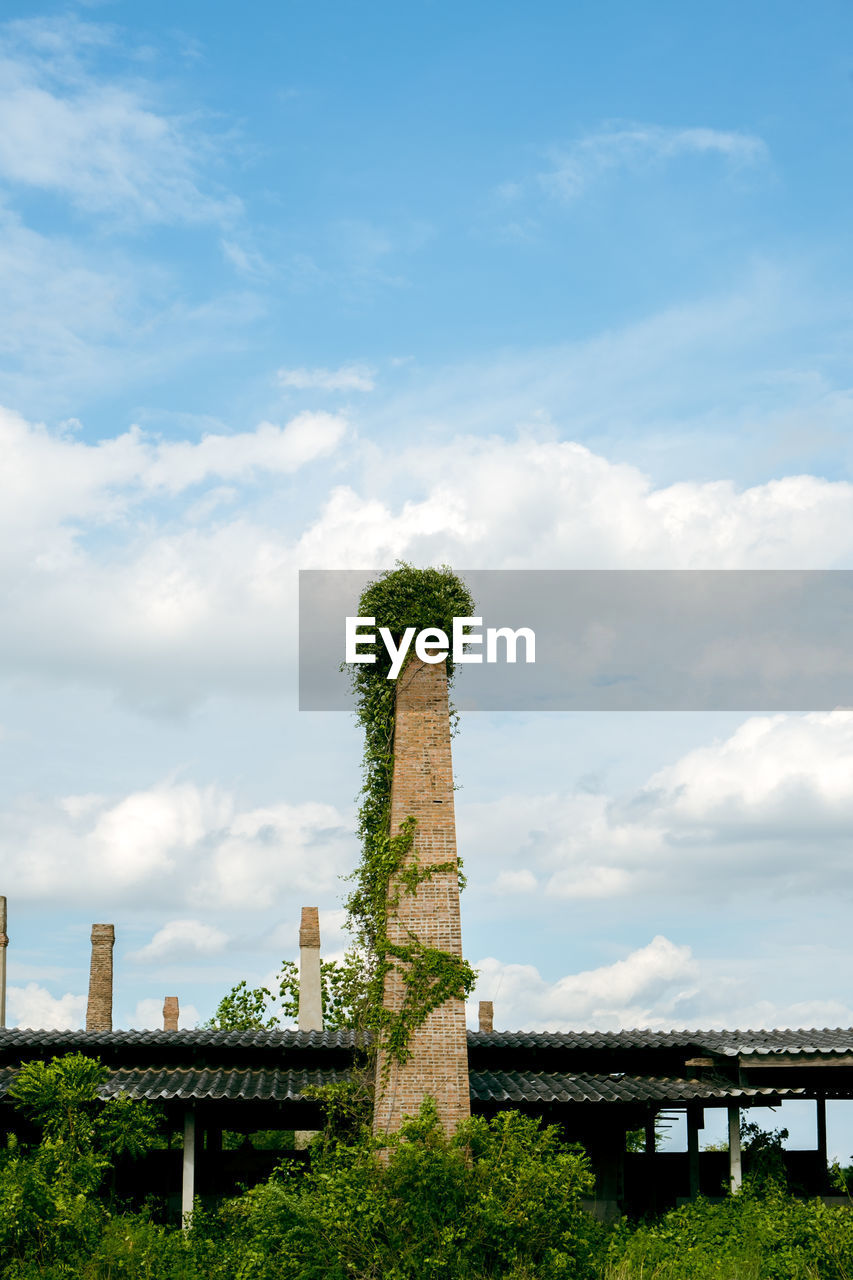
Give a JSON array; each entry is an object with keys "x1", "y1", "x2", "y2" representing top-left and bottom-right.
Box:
[{"x1": 608, "y1": 1180, "x2": 853, "y2": 1280}]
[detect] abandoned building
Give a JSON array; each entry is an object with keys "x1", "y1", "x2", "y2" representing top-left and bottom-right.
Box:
[{"x1": 1, "y1": 659, "x2": 852, "y2": 1220}]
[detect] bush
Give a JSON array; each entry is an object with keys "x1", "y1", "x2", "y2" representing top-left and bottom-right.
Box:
[
  {"x1": 206, "y1": 1099, "x2": 601, "y2": 1280},
  {"x1": 608, "y1": 1180, "x2": 853, "y2": 1280}
]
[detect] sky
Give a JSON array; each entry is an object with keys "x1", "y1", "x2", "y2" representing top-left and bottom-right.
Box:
[{"x1": 3, "y1": 0, "x2": 853, "y2": 1157}]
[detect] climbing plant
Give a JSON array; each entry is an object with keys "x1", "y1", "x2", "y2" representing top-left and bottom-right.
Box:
[{"x1": 344, "y1": 563, "x2": 478, "y2": 1066}]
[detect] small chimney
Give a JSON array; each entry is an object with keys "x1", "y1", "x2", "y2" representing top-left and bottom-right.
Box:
[
  {"x1": 0, "y1": 896, "x2": 7, "y2": 1030},
  {"x1": 163, "y1": 996, "x2": 179, "y2": 1032},
  {"x1": 478, "y1": 1000, "x2": 494, "y2": 1033},
  {"x1": 298, "y1": 907, "x2": 323, "y2": 1032},
  {"x1": 86, "y1": 924, "x2": 115, "y2": 1032}
]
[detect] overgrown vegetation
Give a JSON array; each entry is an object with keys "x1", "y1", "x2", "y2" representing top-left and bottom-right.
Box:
[{"x1": 3, "y1": 1053, "x2": 853, "y2": 1279}]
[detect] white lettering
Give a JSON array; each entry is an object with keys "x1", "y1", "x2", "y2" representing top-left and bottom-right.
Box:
[
  {"x1": 379, "y1": 626, "x2": 417, "y2": 679},
  {"x1": 415, "y1": 627, "x2": 449, "y2": 663},
  {"x1": 486, "y1": 626, "x2": 536, "y2": 664},
  {"x1": 452, "y1": 616, "x2": 483, "y2": 663},
  {"x1": 346, "y1": 616, "x2": 376, "y2": 663}
]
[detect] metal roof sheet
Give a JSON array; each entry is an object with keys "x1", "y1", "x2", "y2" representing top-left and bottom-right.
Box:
[
  {"x1": 0, "y1": 1064, "x2": 348, "y2": 1103},
  {"x1": 469, "y1": 1071, "x2": 806, "y2": 1105},
  {"x1": 0, "y1": 1062, "x2": 806, "y2": 1107},
  {"x1": 3, "y1": 1025, "x2": 853, "y2": 1061}
]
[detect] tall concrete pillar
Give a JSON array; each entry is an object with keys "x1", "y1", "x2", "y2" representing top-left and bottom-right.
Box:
[
  {"x1": 373, "y1": 657, "x2": 470, "y2": 1139},
  {"x1": 0, "y1": 897, "x2": 7, "y2": 1030},
  {"x1": 298, "y1": 907, "x2": 323, "y2": 1031},
  {"x1": 728, "y1": 1105, "x2": 742, "y2": 1191},
  {"x1": 182, "y1": 1108, "x2": 196, "y2": 1228},
  {"x1": 687, "y1": 1105, "x2": 702, "y2": 1199},
  {"x1": 163, "y1": 997, "x2": 179, "y2": 1031},
  {"x1": 295, "y1": 907, "x2": 323, "y2": 1149},
  {"x1": 86, "y1": 924, "x2": 115, "y2": 1032}
]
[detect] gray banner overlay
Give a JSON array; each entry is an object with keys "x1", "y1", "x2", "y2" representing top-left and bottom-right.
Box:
[{"x1": 299, "y1": 570, "x2": 853, "y2": 711}]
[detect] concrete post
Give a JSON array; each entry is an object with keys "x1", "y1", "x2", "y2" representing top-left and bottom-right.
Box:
[
  {"x1": 478, "y1": 1000, "x2": 493, "y2": 1033},
  {"x1": 298, "y1": 907, "x2": 323, "y2": 1031},
  {"x1": 816, "y1": 1096, "x2": 827, "y2": 1185},
  {"x1": 687, "y1": 1105, "x2": 702, "y2": 1199},
  {"x1": 182, "y1": 1108, "x2": 196, "y2": 1228},
  {"x1": 0, "y1": 897, "x2": 7, "y2": 1030},
  {"x1": 163, "y1": 997, "x2": 179, "y2": 1031},
  {"x1": 728, "y1": 1105, "x2": 742, "y2": 1191},
  {"x1": 86, "y1": 924, "x2": 115, "y2": 1032},
  {"x1": 373, "y1": 658, "x2": 470, "y2": 1139},
  {"x1": 645, "y1": 1110, "x2": 657, "y2": 1215}
]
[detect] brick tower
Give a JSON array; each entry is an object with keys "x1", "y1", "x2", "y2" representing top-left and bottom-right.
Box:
[{"x1": 373, "y1": 656, "x2": 470, "y2": 1137}]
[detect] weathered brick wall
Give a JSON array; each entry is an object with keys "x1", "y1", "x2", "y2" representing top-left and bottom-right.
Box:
[
  {"x1": 86, "y1": 923, "x2": 114, "y2": 1032},
  {"x1": 374, "y1": 657, "x2": 470, "y2": 1138}
]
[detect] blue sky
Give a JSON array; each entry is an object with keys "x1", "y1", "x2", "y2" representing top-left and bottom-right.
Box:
[{"x1": 3, "y1": 1, "x2": 853, "y2": 1156}]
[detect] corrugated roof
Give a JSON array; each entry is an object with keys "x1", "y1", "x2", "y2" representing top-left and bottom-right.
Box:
[
  {"x1": 469, "y1": 1071, "x2": 805, "y2": 1105},
  {"x1": 3, "y1": 1025, "x2": 852, "y2": 1062},
  {"x1": 0, "y1": 1028, "x2": 358, "y2": 1051},
  {"x1": 0, "y1": 1062, "x2": 806, "y2": 1107},
  {"x1": 469, "y1": 1026, "x2": 853, "y2": 1054},
  {"x1": 0, "y1": 1064, "x2": 348, "y2": 1103}
]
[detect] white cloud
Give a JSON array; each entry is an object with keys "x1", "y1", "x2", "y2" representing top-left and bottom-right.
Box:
[
  {"x1": 0, "y1": 779, "x2": 356, "y2": 911},
  {"x1": 2, "y1": 396, "x2": 853, "y2": 709},
  {"x1": 0, "y1": 17, "x2": 239, "y2": 225},
  {"x1": 514, "y1": 122, "x2": 768, "y2": 206},
  {"x1": 469, "y1": 936, "x2": 697, "y2": 1031},
  {"x1": 128, "y1": 919, "x2": 229, "y2": 964},
  {"x1": 469, "y1": 938, "x2": 853, "y2": 1034},
  {"x1": 277, "y1": 364, "x2": 376, "y2": 392},
  {"x1": 8, "y1": 981, "x2": 85, "y2": 1029},
  {"x1": 461, "y1": 710, "x2": 853, "y2": 908}
]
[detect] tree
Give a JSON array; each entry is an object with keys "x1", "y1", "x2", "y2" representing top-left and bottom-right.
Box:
[
  {"x1": 206, "y1": 953, "x2": 368, "y2": 1032},
  {"x1": 0, "y1": 1053, "x2": 155, "y2": 1269}
]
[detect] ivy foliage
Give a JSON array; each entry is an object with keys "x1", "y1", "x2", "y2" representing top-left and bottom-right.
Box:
[{"x1": 343, "y1": 564, "x2": 478, "y2": 1064}]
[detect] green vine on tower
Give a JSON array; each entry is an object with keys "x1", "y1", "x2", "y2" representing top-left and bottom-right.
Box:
[{"x1": 344, "y1": 563, "x2": 477, "y2": 1066}]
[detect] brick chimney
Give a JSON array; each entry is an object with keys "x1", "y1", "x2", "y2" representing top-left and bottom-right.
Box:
[
  {"x1": 478, "y1": 1000, "x2": 494, "y2": 1033},
  {"x1": 298, "y1": 907, "x2": 323, "y2": 1032},
  {"x1": 86, "y1": 924, "x2": 115, "y2": 1032},
  {"x1": 163, "y1": 996, "x2": 179, "y2": 1032},
  {"x1": 374, "y1": 657, "x2": 470, "y2": 1138}
]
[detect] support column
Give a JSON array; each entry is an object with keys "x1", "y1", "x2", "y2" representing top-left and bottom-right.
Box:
[
  {"x1": 0, "y1": 897, "x2": 7, "y2": 1030},
  {"x1": 728, "y1": 1105, "x2": 742, "y2": 1192},
  {"x1": 373, "y1": 657, "x2": 470, "y2": 1139},
  {"x1": 687, "y1": 1105, "x2": 702, "y2": 1200},
  {"x1": 645, "y1": 1109, "x2": 657, "y2": 1215},
  {"x1": 296, "y1": 908, "x2": 323, "y2": 1149},
  {"x1": 182, "y1": 1108, "x2": 196, "y2": 1228},
  {"x1": 816, "y1": 1096, "x2": 827, "y2": 1187}
]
